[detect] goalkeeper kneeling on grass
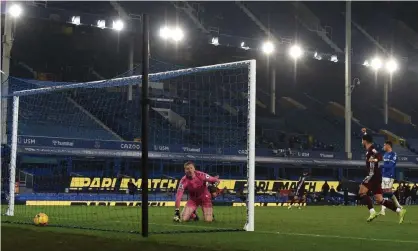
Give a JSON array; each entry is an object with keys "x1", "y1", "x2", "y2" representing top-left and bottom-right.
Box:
[
  {"x1": 174, "y1": 161, "x2": 220, "y2": 222},
  {"x1": 191, "y1": 181, "x2": 221, "y2": 221}
]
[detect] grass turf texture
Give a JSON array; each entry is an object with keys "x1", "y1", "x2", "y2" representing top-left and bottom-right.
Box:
[{"x1": 2, "y1": 206, "x2": 418, "y2": 251}]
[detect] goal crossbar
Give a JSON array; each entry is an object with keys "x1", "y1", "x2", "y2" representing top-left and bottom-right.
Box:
[{"x1": 11, "y1": 60, "x2": 254, "y2": 97}]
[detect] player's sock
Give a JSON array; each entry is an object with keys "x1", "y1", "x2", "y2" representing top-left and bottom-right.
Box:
[
  {"x1": 288, "y1": 199, "x2": 295, "y2": 209},
  {"x1": 381, "y1": 200, "x2": 398, "y2": 212},
  {"x1": 380, "y1": 205, "x2": 386, "y2": 215},
  {"x1": 361, "y1": 195, "x2": 374, "y2": 211},
  {"x1": 391, "y1": 195, "x2": 402, "y2": 208},
  {"x1": 298, "y1": 199, "x2": 303, "y2": 209}
]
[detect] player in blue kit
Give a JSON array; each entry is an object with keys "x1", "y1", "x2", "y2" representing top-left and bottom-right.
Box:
[
  {"x1": 360, "y1": 129, "x2": 406, "y2": 223},
  {"x1": 379, "y1": 141, "x2": 402, "y2": 216}
]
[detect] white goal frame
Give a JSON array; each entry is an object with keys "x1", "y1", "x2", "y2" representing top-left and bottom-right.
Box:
[{"x1": 6, "y1": 59, "x2": 256, "y2": 232}]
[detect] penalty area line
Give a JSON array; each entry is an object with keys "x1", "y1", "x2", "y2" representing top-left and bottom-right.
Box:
[{"x1": 272, "y1": 232, "x2": 418, "y2": 244}]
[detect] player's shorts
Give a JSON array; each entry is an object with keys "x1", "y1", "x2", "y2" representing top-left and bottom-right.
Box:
[
  {"x1": 362, "y1": 178, "x2": 382, "y2": 195},
  {"x1": 185, "y1": 195, "x2": 212, "y2": 210},
  {"x1": 381, "y1": 177, "x2": 395, "y2": 190}
]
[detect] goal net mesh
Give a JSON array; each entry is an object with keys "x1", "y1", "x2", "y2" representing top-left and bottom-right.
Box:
[{"x1": 2, "y1": 60, "x2": 255, "y2": 234}]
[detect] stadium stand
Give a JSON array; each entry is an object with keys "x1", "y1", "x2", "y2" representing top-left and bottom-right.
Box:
[
  {"x1": 8, "y1": 67, "x2": 417, "y2": 158},
  {"x1": 4, "y1": 72, "x2": 417, "y2": 210},
  {"x1": 8, "y1": 79, "x2": 118, "y2": 140},
  {"x1": 407, "y1": 138, "x2": 418, "y2": 154}
]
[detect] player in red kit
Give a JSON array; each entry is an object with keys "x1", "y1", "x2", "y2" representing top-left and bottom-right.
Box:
[
  {"x1": 359, "y1": 133, "x2": 406, "y2": 223},
  {"x1": 288, "y1": 170, "x2": 308, "y2": 209},
  {"x1": 174, "y1": 161, "x2": 219, "y2": 222}
]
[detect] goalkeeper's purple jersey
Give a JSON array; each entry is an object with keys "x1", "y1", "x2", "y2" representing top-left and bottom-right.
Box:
[{"x1": 175, "y1": 171, "x2": 219, "y2": 208}]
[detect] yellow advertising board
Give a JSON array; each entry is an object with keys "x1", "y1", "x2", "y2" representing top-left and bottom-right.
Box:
[
  {"x1": 69, "y1": 177, "x2": 340, "y2": 193},
  {"x1": 25, "y1": 201, "x2": 305, "y2": 207}
]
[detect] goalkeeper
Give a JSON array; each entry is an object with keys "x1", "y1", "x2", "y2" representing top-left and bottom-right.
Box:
[
  {"x1": 191, "y1": 179, "x2": 222, "y2": 221},
  {"x1": 174, "y1": 161, "x2": 219, "y2": 222}
]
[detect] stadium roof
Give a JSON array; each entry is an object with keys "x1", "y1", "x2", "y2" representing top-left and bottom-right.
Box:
[
  {"x1": 25, "y1": 1, "x2": 418, "y2": 59},
  {"x1": 5, "y1": 1, "x2": 418, "y2": 79}
]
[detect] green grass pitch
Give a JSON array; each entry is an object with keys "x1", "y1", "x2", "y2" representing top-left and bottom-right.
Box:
[{"x1": 2, "y1": 205, "x2": 418, "y2": 251}]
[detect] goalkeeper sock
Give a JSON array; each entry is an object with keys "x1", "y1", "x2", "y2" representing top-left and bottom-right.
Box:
[{"x1": 191, "y1": 211, "x2": 199, "y2": 221}]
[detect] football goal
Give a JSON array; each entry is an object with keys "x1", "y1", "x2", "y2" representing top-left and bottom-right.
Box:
[{"x1": 2, "y1": 59, "x2": 256, "y2": 234}]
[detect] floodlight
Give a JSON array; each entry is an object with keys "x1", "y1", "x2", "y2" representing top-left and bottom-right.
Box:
[
  {"x1": 9, "y1": 4, "x2": 22, "y2": 18},
  {"x1": 71, "y1": 16, "x2": 81, "y2": 26},
  {"x1": 160, "y1": 26, "x2": 184, "y2": 42},
  {"x1": 172, "y1": 27, "x2": 184, "y2": 42},
  {"x1": 363, "y1": 60, "x2": 370, "y2": 67},
  {"x1": 159, "y1": 26, "x2": 171, "y2": 40},
  {"x1": 241, "y1": 41, "x2": 249, "y2": 50},
  {"x1": 385, "y1": 59, "x2": 398, "y2": 73},
  {"x1": 289, "y1": 45, "x2": 303, "y2": 59},
  {"x1": 211, "y1": 37, "x2": 219, "y2": 46},
  {"x1": 370, "y1": 57, "x2": 382, "y2": 71},
  {"x1": 330, "y1": 55, "x2": 338, "y2": 63},
  {"x1": 112, "y1": 20, "x2": 124, "y2": 31},
  {"x1": 261, "y1": 41, "x2": 274, "y2": 55},
  {"x1": 97, "y1": 20, "x2": 106, "y2": 29},
  {"x1": 314, "y1": 52, "x2": 322, "y2": 60}
]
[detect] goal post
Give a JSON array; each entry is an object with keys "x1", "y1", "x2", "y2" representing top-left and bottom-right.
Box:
[
  {"x1": 5, "y1": 95, "x2": 19, "y2": 216},
  {"x1": 4, "y1": 59, "x2": 256, "y2": 233},
  {"x1": 246, "y1": 60, "x2": 256, "y2": 232}
]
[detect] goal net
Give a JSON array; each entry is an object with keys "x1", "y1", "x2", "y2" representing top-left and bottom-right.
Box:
[{"x1": 2, "y1": 60, "x2": 256, "y2": 234}]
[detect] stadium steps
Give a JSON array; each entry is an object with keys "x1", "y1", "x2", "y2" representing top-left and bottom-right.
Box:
[
  {"x1": 407, "y1": 138, "x2": 418, "y2": 154},
  {"x1": 66, "y1": 97, "x2": 123, "y2": 140}
]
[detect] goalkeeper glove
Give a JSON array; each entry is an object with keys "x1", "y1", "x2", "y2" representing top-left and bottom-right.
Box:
[{"x1": 208, "y1": 185, "x2": 218, "y2": 194}]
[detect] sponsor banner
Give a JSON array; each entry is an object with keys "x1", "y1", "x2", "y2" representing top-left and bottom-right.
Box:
[
  {"x1": 25, "y1": 201, "x2": 305, "y2": 207},
  {"x1": 233, "y1": 202, "x2": 306, "y2": 207},
  {"x1": 354, "y1": 153, "x2": 416, "y2": 163},
  {"x1": 18, "y1": 136, "x2": 142, "y2": 151},
  {"x1": 70, "y1": 177, "x2": 179, "y2": 191},
  {"x1": 26, "y1": 201, "x2": 186, "y2": 207},
  {"x1": 17, "y1": 146, "x2": 418, "y2": 167},
  {"x1": 16, "y1": 136, "x2": 418, "y2": 167},
  {"x1": 16, "y1": 136, "x2": 342, "y2": 158},
  {"x1": 69, "y1": 177, "x2": 339, "y2": 193}
]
